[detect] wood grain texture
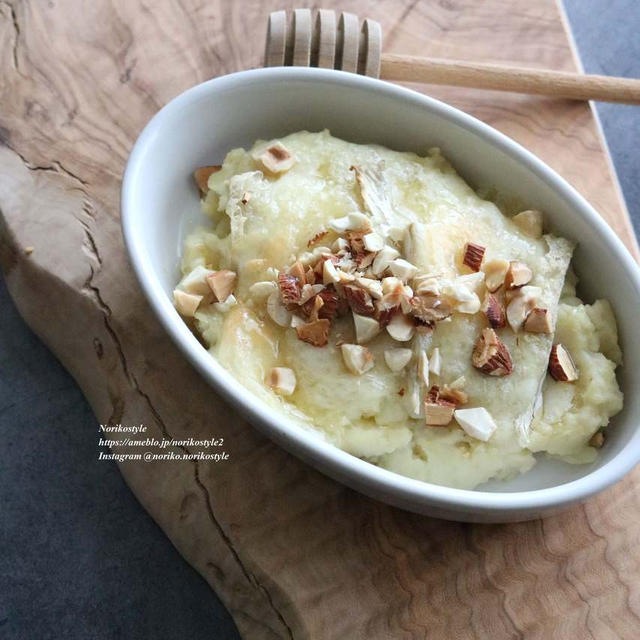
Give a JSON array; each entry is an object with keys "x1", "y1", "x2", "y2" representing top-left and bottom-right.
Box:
[{"x1": 1, "y1": 1, "x2": 639, "y2": 638}]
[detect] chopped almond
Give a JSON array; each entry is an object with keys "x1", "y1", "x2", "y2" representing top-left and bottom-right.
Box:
[
  {"x1": 389, "y1": 258, "x2": 418, "y2": 282},
  {"x1": 288, "y1": 260, "x2": 307, "y2": 283},
  {"x1": 424, "y1": 401, "x2": 455, "y2": 426},
  {"x1": 266, "y1": 367, "x2": 296, "y2": 396},
  {"x1": 589, "y1": 431, "x2": 605, "y2": 448},
  {"x1": 294, "y1": 319, "x2": 328, "y2": 346},
  {"x1": 472, "y1": 328, "x2": 513, "y2": 377},
  {"x1": 372, "y1": 246, "x2": 400, "y2": 276},
  {"x1": 173, "y1": 289, "x2": 203, "y2": 317},
  {"x1": 249, "y1": 281, "x2": 277, "y2": 300},
  {"x1": 482, "y1": 293, "x2": 506, "y2": 329},
  {"x1": 506, "y1": 285, "x2": 541, "y2": 332},
  {"x1": 278, "y1": 272, "x2": 302, "y2": 305},
  {"x1": 454, "y1": 407, "x2": 497, "y2": 441},
  {"x1": 428, "y1": 347, "x2": 442, "y2": 376},
  {"x1": 384, "y1": 348, "x2": 412, "y2": 372},
  {"x1": 513, "y1": 210, "x2": 543, "y2": 238},
  {"x1": 344, "y1": 284, "x2": 375, "y2": 316},
  {"x1": 193, "y1": 165, "x2": 221, "y2": 194},
  {"x1": 410, "y1": 295, "x2": 452, "y2": 323},
  {"x1": 386, "y1": 313, "x2": 415, "y2": 342},
  {"x1": 206, "y1": 270, "x2": 237, "y2": 302},
  {"x1": 316, "y1": 289, "x2": 340, "y2": 319},
  {"x1": 341, "y1": 343, "x2": 374, "y2": 375},
  {"x1": 483, "y1": 259, "x2": 510, "y2": 292},
  {"x1": 440, "y1": 385, "x2": 468, "y2": 406},
  {"x1": 254, "y1": 142, "x2": 296, "y2": 173},
  {"x1": 353, "y1": 313, "x2": 380, "y2": 344},
  {"x1": 267, "y1": 291, "x2": 292, "y2": 327},
  {"x1": 307, "y1": 230, "x2": 329, "y2": 248},
  {"x1": 354, "y1": 276, "x2": 383, "y2": 300},
  {"x1": 363, "y1": 232, "x2": 384, "y2": 252},
  {"x1": 241, "y1": 191, "x2": 251, "y2": 204},
  {"x1": 504, "y1": 261, "x2": 533, "y2": 290},
  {"x1": 524, "y1": 307, "x2": 552, "y2": 334},
  {"x1": 549, "y1": 344, "x2": 578, "y2": 382},
  {"x1": 307, "y1": 295, "x2": 325, "y2": 322},
  {"x1": 462, "y1": 242, "x2": 486, "y2": 272}
]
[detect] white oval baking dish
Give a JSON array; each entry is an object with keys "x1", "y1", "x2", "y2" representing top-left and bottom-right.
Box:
[{"x1": 122, "y1": 67, "x2": 640, "y2": 522}]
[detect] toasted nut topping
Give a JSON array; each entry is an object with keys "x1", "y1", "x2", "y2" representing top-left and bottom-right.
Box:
[
  {"x1": 384, "y1": 348, "x2": 412, "y2": 372},
  {"x1": 180, "y1": 265, "x2": 216, "y2": 296},
  {"x1": 206, "y1": 270, "x2": 237, "y2": 302},
  {"x1": 418, "y1": 352, "x2": 430, "y2": 387},
  {"x1": 372, "y1": 246, "x2": 400, "y2": 276},
  {"x1": 354, "y1": 276, "x2": 383, "y2": 300},
  {"x1": 193, "y1": 165, "x2": 221, "y2": 194},
  {"x1": 363, "y1": 232, "x2": 385, "y2": 252},
  {"x1": 267, "y1": 291, "x2": 292, "y2": 327},
  {"x1": 506, "y1": 285, "x2": 540, "y2": 332},
  {"x1": 249, "y1": 281, "x2": 278, "y2": 300},
  {"x1": 389, "y1": 258, "x2": 418, "y2": 282},
  {"x1": 462, "y1": 242, "x2": 486, "y2": 272},
  {"x1": 454, "y1": 407, "x2": 497, "y2": 441},
  {"x1": 299, "y1": 283, "x2": 325, "y2": 305},
  {"x1": 266, "y1": 367, "x2": 297, "y2": 396},
  {"x1": 413, "y1": 275, "x2": 441, "y2": 297},
  {"x1": 524, "y1": 307, "x2": 552, "y2": 334},
  {"x1": 307, "y1": 230, "x2": 329, "y2": 248},
  {"x1": 344, "y1": 284, "x2": 376, "y2": 316},
  {"x1": 254, "y1": 142, "x2": 296, "y2": 173},
  {"x1": 316, "y1": 289, "x2": 340, "y2": 320},
  {"x1": 425, "y1": 401, "x2": 455, "y2": 426},
  {"x1": 322, "y1": 259, "x2": 341, "y2": 285},
  {"x1": 472, "y1": 328, "x2": 513, "y2": 377},
  {"x1": 513, "y1": 209, "x2": 543, "y2": 238},
  {"x1": 173, "y1": 289, "x2": 203, "y2": 317},
  {"x1": 428, "y1": 347, "x2": 442, "y2": 376},
  {"x1": 386, "y1": 313, "x2": 416, "y2": 342},
  {"x1": 241, "y1": 191, "x2": 251, "y2": 205},
  {"x1": 504, "y1": 261, "x2": 533, "y2": 290},
  {"x1": 440, "y1": 385, "x2": 468, "y2": 406},
  {"x1": 410, "y1": 295, "x2": 452, "y2": 323},
  {"x1": 307, "y1": 295, "x2": 325, "y2": 322},
  {"x1": 549, "y1": 344, "x2": 578, "y2": 382},
  {"x1": 589, "y1": 431, "x2": 605, "y2": 448},
  {"x1": 278, "y1": 272, "x2": 302, "y2": 305},
  {"x1": 329, "y1": 212, "x2": 372, "y2": 233},
  {"x1": 482, "y1": 293, "x2": 506, "y2": 329},
  {"x1": 296, "y1": 319, "x2": 330, "y2": 347},
  {"x1": 288, "y1": 260, "x2": 307, "y2": 283},
  {"x1": 331, "y1": 237, "x2": 350, "y2": 252},
  {"x1": 353, "y1": 313, "x2": 381, "y2": 344},
  {"x1": 341, "y1": 343, "x2": 374, "y2": 375},
  {"x1": 483, "y1": 259, "x2": 510, "y2": 292}
]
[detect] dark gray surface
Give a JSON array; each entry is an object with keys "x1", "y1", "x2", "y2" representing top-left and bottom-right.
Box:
[{"x1": 1, "y1": 4, "x2": 638, "y2": 639}]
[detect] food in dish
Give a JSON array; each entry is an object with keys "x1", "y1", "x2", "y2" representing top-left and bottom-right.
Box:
[{"x1": 173, "y1": 131, "x2": 623, "y2": 489}]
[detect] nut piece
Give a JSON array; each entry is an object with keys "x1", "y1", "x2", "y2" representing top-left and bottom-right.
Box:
[
  {"x1": 180, "y1": 265, "x2": 215, "y2": 296},
  {"x1": 173, "y1": 289, "x2": 203, "y2": 317},
  {"x1": 341, "y1": 344, "x2": 374, "y2": 375},
  {"x1": 483, "y1": 259, "x2": 510, "y2": 292},
  {"x1": 410, "y1": 295, "x2": 452, "y2": 323},
  {"x1": 440, "y1": 385, "x2": 468, "y2": 406},
  {"x1": 482, "y1": 293, "x2": 506, "y2": 329},
  {"x1": 328, "y1": 212, "x2": 372, "y2": 233},
  {"x1": 384, "y1": 348, "x2": 412, "y2": 372},
  {"x1": 506, "y1": 285, "x2": 540, "y2": 332},
  {"x1": 504, "y1": 261, "x2": 533, "y2": 290},
  {"x1": 428, "y1": 347, "x2": 442, "y2": 376},
  {"x1": 267, "y1": 291, "x2": 292, "y2": 327},
  {"x1": 372, "y1": 246, "x2": 400, "y2": 276},
  {"x1": 548, "y1": 344, "x2": 579, "y2": 382},
  {"x1": 472, "y1": 328, "x2": 513, "y2": 377},
  {"x1": 206, "y1": 269, "x2": 237, "y2": 302},
  {"x1": 278, "y1": 272, "x2": 302, "y2": 305},
  {"x1": 454, "y1": 407, "x2": 497, "y2": 442},
  {"x1": 589, "y1": 431, "x2": 605, "y2": 448},
  {"x1": 386, "y1": 313, "x2": 416, "y2": 342},
  {"x1": 363, "y1": 232, "x2": 385, "y2": 252},
  {"x1": 266, "y1": 367, "x2": 296, "y2": 396},
  {"x1": 524, "y1": 307, "x2": 552, "y2": 334},
  {"x1": 424, "y1": 401, "x2": 455, "y2": 426},
  {"x1": 462, "y1": 242, "x2": 486, "y2": 272},
  {"x1": 353, "y1": 313, "x2": 381, "y2": 344},
  {"x1": 288, "y1": 260, "x2": 307, "y2": 283},
  {"x1": 418, "y1": 352, "x2": 430, "y2": 387},
  {"x1": 296, "y1": 319, "x2": 331, "y2": 347},
  {"x1": 344, "y1": 284, "x2": 376, "y2": 316},
  {"x1": 249, "y1": 281, "x2": 278, "y2": 300},
  {"x1": 389, "y1": 258, "x2": 418, "y2": 282},
  {"x1": 513, "y1": 210, "x2": 543, "y2": 239},
  {"x1": 254, "y1": 142, "x2": 296, "y2": 174},
  {"x1": 193, "y1": 165, "x2": 221, "y2": 194}
]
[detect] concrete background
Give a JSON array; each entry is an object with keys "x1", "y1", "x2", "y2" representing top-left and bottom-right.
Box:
[{"x1": 1, "y1": 2, "x2": 638, "y2": 638}]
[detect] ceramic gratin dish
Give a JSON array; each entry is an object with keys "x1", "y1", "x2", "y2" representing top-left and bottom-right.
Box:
[{"x1": 122, "y1": 67, "x2": 640, "y2": 522}]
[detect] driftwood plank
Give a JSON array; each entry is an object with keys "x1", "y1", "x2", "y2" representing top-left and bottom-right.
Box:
[{"x1": 1, "y1": 1, "x2": 639, "y2": 638}]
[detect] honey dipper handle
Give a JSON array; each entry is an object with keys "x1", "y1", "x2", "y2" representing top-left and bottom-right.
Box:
[{"x1": 380, "y1": 54, "x2": 640, "y2": 104}]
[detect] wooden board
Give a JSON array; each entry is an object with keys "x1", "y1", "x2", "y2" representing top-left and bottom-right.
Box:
[{"x1": 1, "y1": 1, "x2": 639, "y2": 637}]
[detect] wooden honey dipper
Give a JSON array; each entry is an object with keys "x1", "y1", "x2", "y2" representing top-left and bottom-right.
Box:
[{"x1": 265, "y1": 9, "x2": 640, "y2": 104}]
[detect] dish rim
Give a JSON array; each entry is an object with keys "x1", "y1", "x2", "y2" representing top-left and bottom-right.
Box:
[{"x1": 121, "y1": 66, "x2": 640, "y2": 515}]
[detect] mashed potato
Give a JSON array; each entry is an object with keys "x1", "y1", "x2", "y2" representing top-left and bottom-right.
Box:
[{"x1": 176, "y1": 131, "x2": 623, "y2": 490}]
